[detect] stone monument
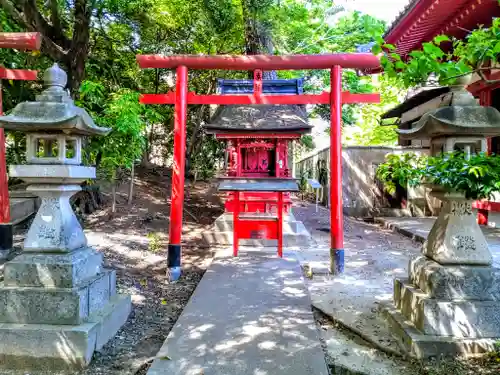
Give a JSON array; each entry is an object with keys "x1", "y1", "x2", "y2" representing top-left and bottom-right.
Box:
[
  {"x1": 383, "y1": 83, "x2": 500, "y2": 358},
  {"x1": 0, "y1": 64, "x2": 131, "y2": 370}
]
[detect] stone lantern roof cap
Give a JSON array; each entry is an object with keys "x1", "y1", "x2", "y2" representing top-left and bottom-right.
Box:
[
  {"x1": 0, "y1": 63, "x2": 110, "y2": 136},
  {"x1": 398, "y1": 87, "x2": 500, "y2": 140}
]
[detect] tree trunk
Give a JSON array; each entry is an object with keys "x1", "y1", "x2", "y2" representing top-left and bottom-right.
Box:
[
  {"x1": 128, "y1": 162, "x2": 135, "y2": 205},
  {"x1": 241, "y1": 0, "x2": 276, "y2": 79}
]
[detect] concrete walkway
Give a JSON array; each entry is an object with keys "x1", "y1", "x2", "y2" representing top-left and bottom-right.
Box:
[{"x1": 147, "y1": 251, "x2": 329, "y2": 375}]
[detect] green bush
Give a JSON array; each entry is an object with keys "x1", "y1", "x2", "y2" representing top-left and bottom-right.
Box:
[
  {"x1": 376, "y1": 153, "x2": 427, "y2": 195},
  {"x1": 424, "y1": 152, "x2": 500, "y2": 200},
  {"x1": 376, "y1": 152, "x2": 500, "y2": 201}
]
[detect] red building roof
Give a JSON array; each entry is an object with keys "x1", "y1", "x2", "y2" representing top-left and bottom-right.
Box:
[{"x1": 385, "y1": 0, "x2": 500, "y2": 58}]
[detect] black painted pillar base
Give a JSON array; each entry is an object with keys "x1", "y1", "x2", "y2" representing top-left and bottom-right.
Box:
[
  {"x1": 0, "y1": 223, "x2": 13, "y2": 259},
  {"x1": 167, "y1": 244, "x2": 181, "y2": 281}
]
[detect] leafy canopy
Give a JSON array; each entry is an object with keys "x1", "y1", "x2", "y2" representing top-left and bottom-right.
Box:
[{"x1": 373, "y1": 16, "x2": 500, "y2": 88}]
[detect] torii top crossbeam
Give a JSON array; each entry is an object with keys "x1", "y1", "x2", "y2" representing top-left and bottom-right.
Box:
[{"x1": 137, "y1": 53, "x2": 380, "y2": 70}]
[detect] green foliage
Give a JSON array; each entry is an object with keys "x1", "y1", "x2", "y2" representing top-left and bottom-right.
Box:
[
  {"x1": 1, "y1": 0, "x2": 404, "y2": 178},
  {"x1": 377, "y1": 152, "x2": 500, "y2": 201},
  {"x1": 344, "y1": 74, "x2": 403, "y2": 146},
  {"x1": 298, "y1": 168, "x2": 310, "y2": 193},
  {"x1": 424, "y1": 152, "x2": 500, "y2": 200},
  {"x1": 376, "y1": 153, "x2": 427, "y2": 195},
  {"x1": 271, "y1": 5, "x2": 391, "y2": 132},
  {"x1": 374, "y1": 16, "x2": 500, "y2": 88},
  {"x1": 300, "y1": 135, "x2": 315, "y2": 151}
]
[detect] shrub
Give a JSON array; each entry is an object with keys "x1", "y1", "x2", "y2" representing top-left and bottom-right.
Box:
[
  {"x1": 376, "y1": 153, "x2": 427, "y2": 194},
  {"x1": 376, "y1": 151, "x2": 500, "y2": 201}
]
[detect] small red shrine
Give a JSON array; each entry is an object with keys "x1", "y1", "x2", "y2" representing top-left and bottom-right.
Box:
[
  {"x1": 205, "y1": 77, "x2": 311, "y2": 216},
  {"x1": 203, "y1": 76, "x2": 313, "y2": 251}
]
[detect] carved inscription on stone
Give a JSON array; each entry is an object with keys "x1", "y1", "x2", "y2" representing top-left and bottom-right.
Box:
[
  {"x1": 451, "y1": 235, "x2": 476, "y2": 252},
  {"x1": 450, "y1": 201, "x2": 473, "y2": 216}
]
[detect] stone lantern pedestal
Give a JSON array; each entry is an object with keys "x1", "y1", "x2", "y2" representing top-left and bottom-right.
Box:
[
  {"x1": 0, "y1": 64, "x2": 131, "y2": 370},
  {"x1": 385, "y1": 192, "x2": 500, "y2": 357}
]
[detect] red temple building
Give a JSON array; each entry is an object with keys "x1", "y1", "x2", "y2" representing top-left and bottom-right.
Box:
[
  {"x1": 377, "y1": 0, "x2": 500, "y2": 225},
  {"x1": 203, "y1": 77, "x2": 313, "y2": 247}
]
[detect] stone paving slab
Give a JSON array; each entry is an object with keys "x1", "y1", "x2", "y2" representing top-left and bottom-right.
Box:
[
  {"x1": 291, "y1": 205, "x2": 424, "y2": 357},
  {"x1": 147, "y1": 251, "x2": 329, "y2": 375}
]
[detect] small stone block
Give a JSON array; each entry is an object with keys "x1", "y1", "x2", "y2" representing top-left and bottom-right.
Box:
[
  {"x1": 4, "y1": 247, "x2": 103, "y2": 288},
  {"x1": 0, "y1": 271, "x2": 112, "y2": 325},
  {"x1": 409, "y1": 256, "x2": 500, "y2": 300},
  {"x1": 22, "y1": 184, "x2": 88, "y2": 253},
  {"x1": 109, "y1": 269, "x2": 117, "y2": 297},
  {"x1": 0, "y1": 283, "x2": 88, "y2": 325},
  {"x1": 380, "y1": 303, "x2": 497, "y2": 359},
  {"x1": 423, "y1": 199, "x2": 492, "y2": 265},
  {"x1": 90, "y1": 294, "x2": 132, "y2": 350}
]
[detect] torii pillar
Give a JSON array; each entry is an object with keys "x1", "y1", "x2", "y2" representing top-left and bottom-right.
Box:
[{"x1": 0, "y1": 32, "x2": 41, "y2": 256}]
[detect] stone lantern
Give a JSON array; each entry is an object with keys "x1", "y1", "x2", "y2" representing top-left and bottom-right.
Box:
[
  {"x1": 384, "y1": 84, "x2": 500, "y2": 358},
  {"x1": 0, "y1": 64, "x2": 131, "y2": 370}
]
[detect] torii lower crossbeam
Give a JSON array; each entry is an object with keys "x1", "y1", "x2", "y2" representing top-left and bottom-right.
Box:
[{"x1": 137, "y1": 53, "x2": 380, "y2": 280}]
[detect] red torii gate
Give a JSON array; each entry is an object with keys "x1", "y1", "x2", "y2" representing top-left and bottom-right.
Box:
[
  {"x1": 137, "y1": 53, "x2": 380, "y2": 280},
  {"x1": 0, "y1": 32, "x2": 41, "y2": 253}
]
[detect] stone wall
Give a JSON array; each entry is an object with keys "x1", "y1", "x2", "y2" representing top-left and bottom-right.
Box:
[{"x1": 295, "y1": 146, "x2": 431, "y2": 217}]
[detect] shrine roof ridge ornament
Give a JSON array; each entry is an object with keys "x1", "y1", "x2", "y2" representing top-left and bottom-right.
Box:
[{"x1": 137, "y1": 53, "x2": 380, "y2": 70}]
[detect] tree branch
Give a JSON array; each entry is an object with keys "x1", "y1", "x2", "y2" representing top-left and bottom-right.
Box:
[
  {"x1": 23, "y1": 0, "x2": 71, "y2": 50},
  {"x1": 0, "y1": 0, "x2": 30, "y2": 29}
]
